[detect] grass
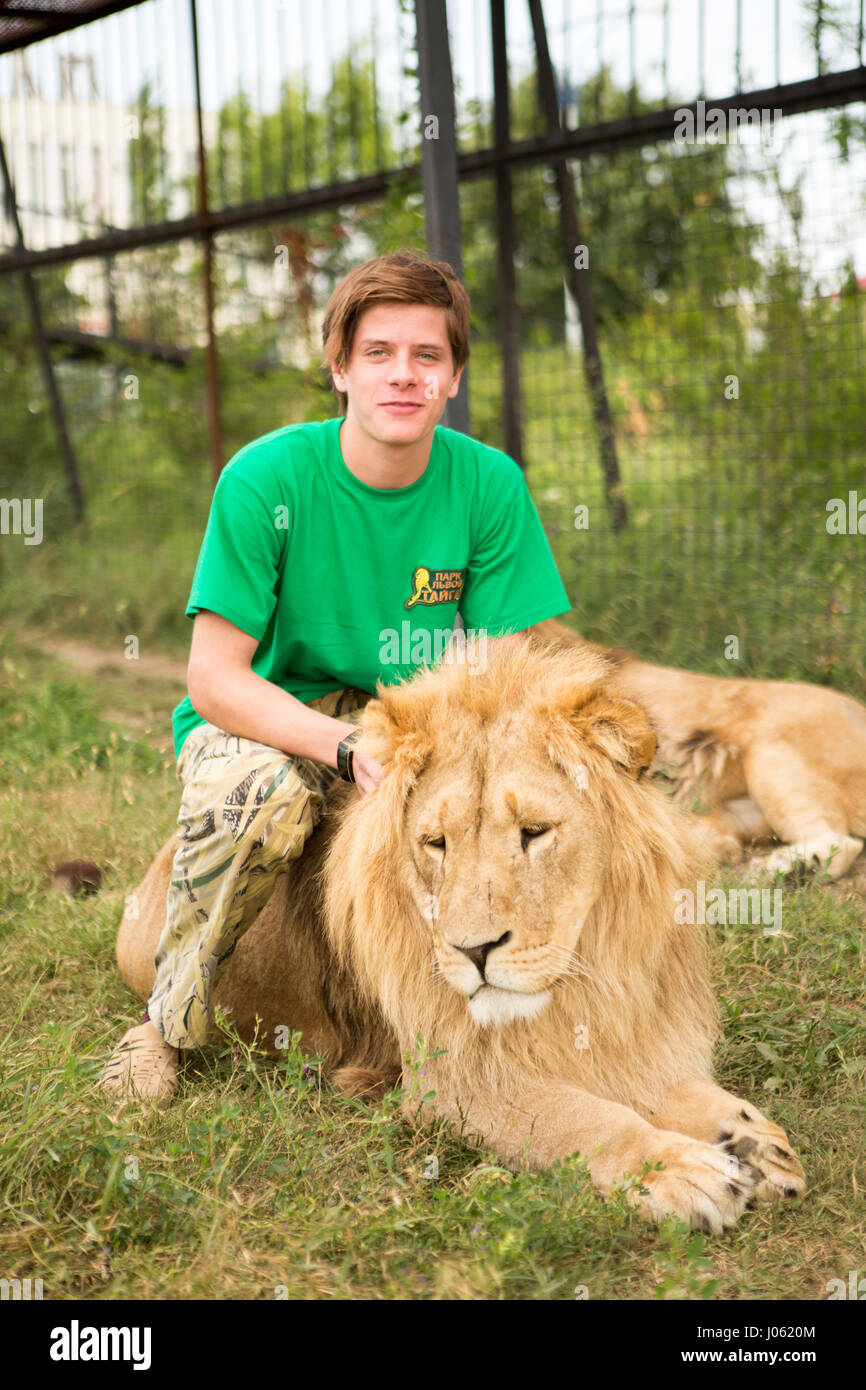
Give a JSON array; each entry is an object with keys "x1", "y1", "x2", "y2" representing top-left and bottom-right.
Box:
[
  {"x1": 0, "y1": 636, "x2": 864, "y2": 1301},
  {"x1": 1, "y1": 310, "x2": 864, "y2": 1299}
]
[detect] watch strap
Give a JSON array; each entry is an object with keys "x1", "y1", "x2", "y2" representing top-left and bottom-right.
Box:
[{"x1": 337, "y1": 726, "x2": 363, "y2": 783}]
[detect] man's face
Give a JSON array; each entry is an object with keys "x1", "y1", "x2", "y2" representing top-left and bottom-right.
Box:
[{"x1": 331, "y1": 302, "x2": 464, "y2": 447}]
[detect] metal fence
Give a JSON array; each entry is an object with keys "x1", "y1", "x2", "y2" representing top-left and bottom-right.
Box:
[{"x1": 0, "y1": 0, "x2": 864, "y2": 682}]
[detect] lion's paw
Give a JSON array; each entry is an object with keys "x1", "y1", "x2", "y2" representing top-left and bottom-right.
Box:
[
  {"x1": 714, "y1": 1109, "x2": 806, "y2": 1205},
  {"x1": 627, "y1": 1132, "x2": 758, "y2": 1234},
  {"x1": 755, "y1": 834, "x2": 864, "y2": 884}
]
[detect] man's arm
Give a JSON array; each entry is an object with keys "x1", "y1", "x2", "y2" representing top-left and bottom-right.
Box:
[{"x1": 186, "y1": 610, "x2": 383, "y2": 796}]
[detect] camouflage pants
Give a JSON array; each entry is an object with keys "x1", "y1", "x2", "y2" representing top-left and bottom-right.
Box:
[{"x1": 147, "y1": 687, "x2": 372, "y2": 1050}]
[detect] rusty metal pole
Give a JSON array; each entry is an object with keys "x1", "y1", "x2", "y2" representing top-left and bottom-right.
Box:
[
  {"x1": 0, "y1": 125, "x2": 84, "y2": 518},
  {"x1": 190, "y1": 0, "x2": 224, "y2": 485},
  {"x1": 528, "y1": 0, "x2": 627, "y2": 530}
]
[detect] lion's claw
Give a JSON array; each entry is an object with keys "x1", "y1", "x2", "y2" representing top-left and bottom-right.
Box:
[{"x1": 714, "y1": 1110, "x2": 806, "y2": 1204}]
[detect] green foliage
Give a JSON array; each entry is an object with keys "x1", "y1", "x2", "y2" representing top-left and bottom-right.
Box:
[
  {"x1": 129, "y1": 80, "x2": 171, "y2": 225},
  {"x1": 652, "y1": 1226, "x2": 720, "y2": 1301},
  {"x1": 461, "y1": 66, "x2": 764, "y2": 342}
]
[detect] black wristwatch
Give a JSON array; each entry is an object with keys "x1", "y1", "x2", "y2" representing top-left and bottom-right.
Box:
[{"x1": 337, "y1": 726, "x2": 363, "y2": 783}]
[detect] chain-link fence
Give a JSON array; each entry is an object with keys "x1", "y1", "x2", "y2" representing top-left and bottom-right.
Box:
[{"x1": 0, "y1": 0, "x2": 864, "y2": 686}]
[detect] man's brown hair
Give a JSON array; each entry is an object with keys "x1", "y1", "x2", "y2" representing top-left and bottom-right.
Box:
[{"x1": 321, "y1": 250, "x2": 471, "y2": 411}]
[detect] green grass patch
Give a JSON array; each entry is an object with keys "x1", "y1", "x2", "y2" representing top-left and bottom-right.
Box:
[{"x1": 0, "y1": 641, "x2": 863, "y2": 1300}]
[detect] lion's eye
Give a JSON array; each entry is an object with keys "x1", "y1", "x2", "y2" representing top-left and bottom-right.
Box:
[
  {"x1": 520, "y1": 824, "x2": 552, "y2": 851},
  {"x1": 423, "y1": 834, "x2": 446, "y2": 854}
]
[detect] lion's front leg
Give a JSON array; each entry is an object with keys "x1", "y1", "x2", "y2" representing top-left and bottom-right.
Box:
[
  {"x1": 413, "y1": 1074, "x2": 760, "y2": 1234},
  {"x1": 646, "y1": 1076, "x2": 806, "y2": 1205}
]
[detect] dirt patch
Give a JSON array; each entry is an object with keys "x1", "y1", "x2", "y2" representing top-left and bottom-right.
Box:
[
  {"x1": 37, "y1": 636, "x2": 186, "y2": 685},
  {"x1": 25, "y1": 633, "x2": 186, "y2": 754}
]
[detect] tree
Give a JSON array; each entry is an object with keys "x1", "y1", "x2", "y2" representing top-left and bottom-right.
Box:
[{"x1": 460, "y1": 65, "x2": 766, "y2": 343}]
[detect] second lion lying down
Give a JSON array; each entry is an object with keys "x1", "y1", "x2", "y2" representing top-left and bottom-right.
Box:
[
  {"x1": 533, "y1": 617, "x2": 866, "y2": 882},
  {"x1": 117, "y1": 639, "x2": 805, "y2": 1233}
]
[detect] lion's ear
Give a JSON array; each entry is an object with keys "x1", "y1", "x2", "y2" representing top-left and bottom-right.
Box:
[
  {"x1": 359, "y1": 694, "x2": 432, "y2": 778},
  {"x1": 571, "y1": 694, "x2": 657, "y2": 780}
]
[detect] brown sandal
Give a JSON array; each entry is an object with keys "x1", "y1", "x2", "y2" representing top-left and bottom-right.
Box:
[{"x1": 99, "y1": 1021, "x2": 181, "y2": 1101}]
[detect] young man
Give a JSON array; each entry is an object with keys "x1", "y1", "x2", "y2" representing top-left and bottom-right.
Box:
[{"x1": 100, "y1": 250, "x2": 571, "y2": 1102}]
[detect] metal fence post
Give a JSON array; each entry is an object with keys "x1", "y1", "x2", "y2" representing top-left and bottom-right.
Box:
[
  {"x1": 529, "y1": 0, "x2": 627, "y2": 530},
  {"x1": 190, "y1": 0, "x2": 224, "y2": 485},
  {"x1": 414, "y1": 0, "x2": 470, "y2": 435},
  {"x1": 491, "y1": 0, "x2": 524, "y2": 469}
]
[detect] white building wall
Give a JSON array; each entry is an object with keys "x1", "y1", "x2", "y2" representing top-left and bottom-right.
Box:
[{"x1": 0, "y1": 54, "x2": 311, "y2": 353}]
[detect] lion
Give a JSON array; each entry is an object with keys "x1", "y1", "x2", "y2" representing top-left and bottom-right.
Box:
[
  {"x1": 530, "y1": 617, "x2": 866, "y2": 882},
  {"x1": 116, "y1": 638, "x2": 806, "y2": 1233}
]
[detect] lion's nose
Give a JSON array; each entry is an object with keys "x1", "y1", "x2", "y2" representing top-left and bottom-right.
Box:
[{"x1": 456, "y1": 930, "x2": 512, "y2": 977}]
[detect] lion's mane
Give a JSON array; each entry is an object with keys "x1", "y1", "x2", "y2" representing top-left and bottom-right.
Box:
[{"x1": 323, "y1": 639, "x2": 719, "y2": 1116}]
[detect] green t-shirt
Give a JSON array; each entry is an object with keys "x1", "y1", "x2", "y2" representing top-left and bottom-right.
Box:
[{"x1": 171, "y1": 416, "x2": 571, "y2": 757}]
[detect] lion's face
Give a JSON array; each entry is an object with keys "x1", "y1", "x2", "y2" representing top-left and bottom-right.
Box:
[
  {"x1": 404, "y1": 721, "x2": 609, "y2": 1026},
  {"x1": 347, "y1": 642, "x2": 660, "y2": 1031}
]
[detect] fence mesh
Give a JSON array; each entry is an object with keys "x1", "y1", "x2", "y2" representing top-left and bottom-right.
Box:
[{"x1": 0, "y1": 0, "x2": 864, "y2": 689}]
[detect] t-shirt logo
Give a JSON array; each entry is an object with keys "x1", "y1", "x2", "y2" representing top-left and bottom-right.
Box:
[{"x1": 404, "y1": 565, "x2": 467, "y2": 608}]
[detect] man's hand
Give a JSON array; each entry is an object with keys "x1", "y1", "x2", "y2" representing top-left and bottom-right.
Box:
[{"x1": 352, "y1": 750, "x2": 385, "y2": 798}]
